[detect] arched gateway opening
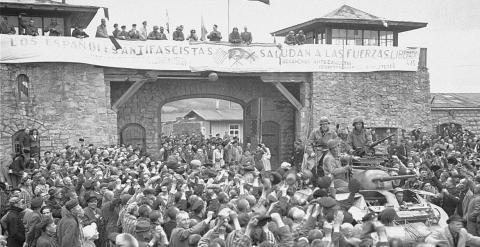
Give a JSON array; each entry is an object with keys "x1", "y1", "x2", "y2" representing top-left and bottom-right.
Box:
[
  {"x1": 160, "y1": 98, "x2": 244, "y2": 141},
  {"x1": 109, "y1": 70, "x2": 305, "y2": 169}
]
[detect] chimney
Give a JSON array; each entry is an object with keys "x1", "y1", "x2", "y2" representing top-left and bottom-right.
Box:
[
  {"x1": 215, "y1": 100, "x2": 220, "y2": 110},
  {"x1": 62, "y1": 0, "x2": 66, "y2": 3}
]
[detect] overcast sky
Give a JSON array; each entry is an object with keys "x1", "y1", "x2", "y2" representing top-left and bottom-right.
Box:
[{"x1": 72, "y1": 0, "x2": 480, "y2": 93}]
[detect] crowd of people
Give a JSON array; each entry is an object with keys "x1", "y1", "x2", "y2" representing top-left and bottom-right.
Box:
[
  {"x1": 0, "y1": 15, "x2": 254, "y2": 44},
  {"x1": 0, "y1": 116, "x2": 479, "y2": 247},
  {"x1": 1, "y1": 15, "x2": 311, "y2": 46}
]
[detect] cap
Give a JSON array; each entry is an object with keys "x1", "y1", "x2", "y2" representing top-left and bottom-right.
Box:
[{"x1": 65, "y1": 199, "x2": 79, "y2": 211}]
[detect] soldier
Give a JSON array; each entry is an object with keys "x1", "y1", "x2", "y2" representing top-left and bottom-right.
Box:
[
  {"x1": 307, "y1": 117, "x2": 338, "y2": 179},
  {"x1": 323, "y1": 139, "x2": 351, "y2": 194},
  {"x1": 347, "y1": 117, "x2": 373, "y2": 156},
  {"x1": 309, "y1": 117, "x2": 338, "y2": 154}
]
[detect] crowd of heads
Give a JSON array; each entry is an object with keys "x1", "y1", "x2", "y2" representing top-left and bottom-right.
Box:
[{"x1": 2, "y1": 119, "x2": 479, "y2": 247}]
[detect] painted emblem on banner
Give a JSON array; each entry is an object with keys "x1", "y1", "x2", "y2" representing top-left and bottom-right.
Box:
[{"x1": 213, "y1": 48, "x2": 257, "y2": 66}]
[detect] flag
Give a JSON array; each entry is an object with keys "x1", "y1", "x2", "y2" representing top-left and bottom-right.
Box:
[
  {"x1": 201, "y1": 15, "x2": 208, "y2": 41},
  {"x1": 109, "y1": 36, "x2": 122, "y2": 50},
  {"x1": 166, "y1": 9, "x2": 170, "y2": 33},
  {"x1": 103, "y1": 7, "x2": 109, "y2": 20},
  {"x1": 249, "y1": 0, "x2": 270, "y2": 4}
]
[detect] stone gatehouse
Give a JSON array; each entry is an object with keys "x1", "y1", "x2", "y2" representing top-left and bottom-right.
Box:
[{"x1": 0, "y1": 62, "x2": 431, "y2": 169}]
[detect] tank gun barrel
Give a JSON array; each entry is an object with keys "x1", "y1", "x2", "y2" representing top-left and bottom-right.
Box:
[
  {"x1": 369, "y1": 134, "x2": 395, "y2": 149},
  {"x1": 371, "y1": 174, "x2": 416, "y2": 182},
  {"x1": 353, "y1": 166, "x2": 399, "y2": 172}
]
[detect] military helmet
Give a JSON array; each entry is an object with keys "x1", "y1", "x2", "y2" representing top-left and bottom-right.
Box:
[
  {"x1": 352, "y1": 117, "x2": 364, "y2": 126},
  {"x1": 319, "y1": 116, "x2": 330, "y2": 125}
]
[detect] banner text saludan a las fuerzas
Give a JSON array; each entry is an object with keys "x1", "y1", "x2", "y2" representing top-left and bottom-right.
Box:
[{"x1": 0, "y1": 35, "x2": 420, "y2": 73}]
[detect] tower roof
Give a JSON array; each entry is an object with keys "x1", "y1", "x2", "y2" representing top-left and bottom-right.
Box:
[{"x1": 272, "y1": 4, "x2": 427, "y2": 36}]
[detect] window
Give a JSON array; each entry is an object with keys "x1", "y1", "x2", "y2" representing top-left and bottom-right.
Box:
[
  {"x1": 346, "y1": 30, "x2": 363, "y2": 45},
  {"x1": 229, "y1": 124, "x2": 240, "y2": 137},
  {"x1": 363, "y1": 30, "x2": 379, "y2": 46},
  {"x1": 12, "y1": 130, "x2": 26, "y2": 154},
  {"x1": 332, "y1": 29, "x2": 346, "y2": 45},
  {"x1": 17, "y1": 74, "x2": 29, "y2": 99},
  {"x1": 332, "y1": 29, "x2": 368, "y2": 46},
  {"x1": 306, "y1": 31, "x2": 314, "y2": 44},
  {"x1": 380, "y1": 31, "x2": 394, "y2": 46},
  {"x1": 317, "y1": 32, "x2": 325, "y2": 44}
]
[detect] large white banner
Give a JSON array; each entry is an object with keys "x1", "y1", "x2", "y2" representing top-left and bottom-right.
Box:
[{"x1": 0, "y1": 35, "x2": 420, "y2": 72}]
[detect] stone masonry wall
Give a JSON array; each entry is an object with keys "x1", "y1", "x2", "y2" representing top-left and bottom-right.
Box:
[
  {"x1": 111, "y1": 78, "x2": 295, "y2": 167},
  {"x1": 311, "y1": 70, "x2": 431, "y2": 133},
  {"x1": 0, "y1": 63, "x2": 117, "y2": 167},
  {"x1": 431, "y1": 109, "x2": 480, "y2": 136}
]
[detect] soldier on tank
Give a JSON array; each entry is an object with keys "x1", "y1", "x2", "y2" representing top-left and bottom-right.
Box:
[
  {"x1": 323, "y1": 139, "x2": 352, "y2": 195},
  {"x1": 347, "y1": 117, "x2": 373, "y2": 156},
  {"x1": 307, "y1": 117, "x2": 338, "y2": 177}
]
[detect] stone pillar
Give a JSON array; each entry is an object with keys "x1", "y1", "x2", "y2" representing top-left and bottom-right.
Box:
[{"x1": 296, "y1": 80, "x2": 312, "y2": 141}]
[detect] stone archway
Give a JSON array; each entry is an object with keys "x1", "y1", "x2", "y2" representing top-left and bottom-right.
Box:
[{"x1": 111, "y1": 75, "x2": 298, "y2": 162}]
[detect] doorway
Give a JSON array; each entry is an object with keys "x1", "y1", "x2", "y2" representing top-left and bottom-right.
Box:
[
  {"x1": 120, "y1": 123, "x2": 146, "y2": 151},
  {"x1": 262, "y1": 121, "x2": 280, "y2": 169}
]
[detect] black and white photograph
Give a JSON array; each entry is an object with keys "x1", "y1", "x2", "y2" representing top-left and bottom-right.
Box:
[{"x1": 0, "y1": 0, "x2": 479, "y2": 246}]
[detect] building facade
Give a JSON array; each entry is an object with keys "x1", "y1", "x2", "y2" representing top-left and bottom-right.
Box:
[
  {"x1": 431, "y1": 93, "x2": 480, "y2": 137},
  {"x1": 1, "y1": 3, "x2": 433, "y2": 169}
]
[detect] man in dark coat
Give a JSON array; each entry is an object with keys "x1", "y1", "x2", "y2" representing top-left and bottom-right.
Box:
[
  {"x1": 1, "y1": 197, "x2": 26, "y2": 247},
  {"x1": 9, "y1": 152, "x2": 25, "y2": 189},
  {"x1": 228, "y1": 27, "x2": 242, "y2": 44},
  {"x1": 207, "y1": 25, "x2": 222, "y2": 42},
  {"x1": 25, "y1": 197, "x2": 44, "y2": 247},
  {"x1": 57, "y1": 199, "x2": 84, "y2": 247}
]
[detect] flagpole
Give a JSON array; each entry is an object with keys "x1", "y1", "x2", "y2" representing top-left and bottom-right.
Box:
[{"x1": 227, "y1": 0, "x2": 230, "y2": 33}]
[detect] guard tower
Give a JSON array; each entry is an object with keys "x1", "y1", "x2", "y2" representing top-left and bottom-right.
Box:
[
  {"x1": 0, "y1": 0, "x2": 100, "y2": 36},
  {"x1": 272, "y1": 5, "x2": 427, "y2": 46}
]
